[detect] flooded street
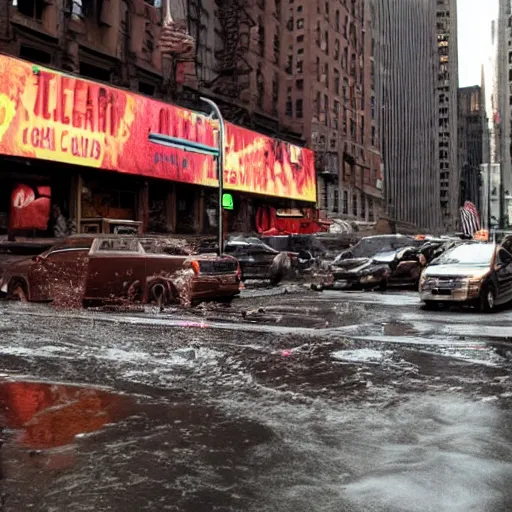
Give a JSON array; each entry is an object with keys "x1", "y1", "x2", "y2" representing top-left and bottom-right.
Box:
[{"x1": 2, "y1": 289, "x2": 512, "y2": 511}]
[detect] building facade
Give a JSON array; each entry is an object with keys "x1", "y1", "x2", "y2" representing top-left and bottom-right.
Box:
[
  {"x1": 371, "y1": 0, "x2": 459, "y2": 232},
  {"x1": 273, "y1": 0, "x2": 383, "y2": 224},
  {"x1": 372, "y1": 0, "x2": 440, "y2": 231},
  {"x1": 492, "y1": 0, "x2": 512, "y2": 228},
  {"x1": 458, "y1": 86, "x2": 484, "y2": 211},
  {"x1": 0, "y1": 1, "x2": 316, "y2": 239}
]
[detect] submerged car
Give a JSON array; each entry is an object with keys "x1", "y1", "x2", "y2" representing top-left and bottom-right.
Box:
[
  {"x1": 223, "y1": 237, "x2": 293, "y2": 285},
  {"x1": 419, "y1": 242, "x2": 512, "y2": 311},
  {"x1": 315, "y1": 235, "x2": 426, "y2": 290},
  {"x1": 0, "y1": 235, "x2": 240, "y2": 306}
]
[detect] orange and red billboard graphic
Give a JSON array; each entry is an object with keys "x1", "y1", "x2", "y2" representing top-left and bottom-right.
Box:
[{"x1": 0, "y1": 55, "x2": 316, "y2": 202}]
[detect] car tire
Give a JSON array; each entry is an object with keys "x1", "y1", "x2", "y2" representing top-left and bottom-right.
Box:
[
  {"x1": 269, "y1": 272, "x2": 283, "y2": 286},
  {"x1": 148, "y1": 282, "x2": 170, "y2": 309},
  {"x1": 479, "y1": 285, "x2": 496, "y2": 313},
  {"x1": 378, "y1": 280, "x2": 388, "y2": 291},
  {"x1": 423, "y1": 300, "x2": 437, "y2": 311},
  {"x1": 8, "y1": 279, "x2": 28, "y2": 302}
]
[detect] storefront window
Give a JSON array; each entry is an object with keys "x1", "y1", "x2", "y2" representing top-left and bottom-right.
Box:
[
  {"x1": 148, "y1": 182, "x2": 168, "y2": 233},
  {"x1": 81, "y1": 178, "x2": 137, "y2": 221}
]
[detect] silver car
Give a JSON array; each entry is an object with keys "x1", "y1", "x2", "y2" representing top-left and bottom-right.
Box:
[{"x1": 419, "y1": 242, "x2": 512, "y2": 311}]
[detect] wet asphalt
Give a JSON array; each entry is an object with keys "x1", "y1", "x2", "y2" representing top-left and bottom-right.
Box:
[{"x1": 2, "y1": 287, "x2": 512, "y2": 511}]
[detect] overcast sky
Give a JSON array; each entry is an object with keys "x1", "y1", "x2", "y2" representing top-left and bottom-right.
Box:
[{"x1": 457, "y1": 0, "x2": 498, "y2": 87}]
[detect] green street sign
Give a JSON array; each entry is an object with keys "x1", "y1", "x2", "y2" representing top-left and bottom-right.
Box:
[{"x1": 222, "y1": 193, "x2": 234, "y2": 210}]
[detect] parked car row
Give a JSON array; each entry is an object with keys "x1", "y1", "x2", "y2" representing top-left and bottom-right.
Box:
[
  {"x1": 309, "y1": 235, "x2": 462, "y2": 291},
  {"x1": 0, "y1": 233, "x2": 312, "y2": 307}
]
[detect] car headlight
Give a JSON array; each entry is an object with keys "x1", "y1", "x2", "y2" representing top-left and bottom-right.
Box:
[{"x1": 419, "y1": 271, "x2": 427, "y2": 289}]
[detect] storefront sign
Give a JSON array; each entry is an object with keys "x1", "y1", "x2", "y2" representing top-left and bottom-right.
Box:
[{"x1": 0, "y1": 55, "x2": 316, "y2": 202}]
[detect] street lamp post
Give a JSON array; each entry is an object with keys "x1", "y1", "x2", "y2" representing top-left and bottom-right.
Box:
[
  {"x1": 200, "y1": 97, "x2": 226, "y2": 257},
  {"x1": 148, "y1": 97, "x2": 226, "y2": 256}
]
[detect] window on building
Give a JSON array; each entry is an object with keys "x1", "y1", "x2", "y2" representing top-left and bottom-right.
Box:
[
  {"x1": 323, "y1": 94, "x2": 328, "y2": 125},
  {"x1": 139, "y1": 81, "x2": 155, "y2": 96},
  {"x1": 19, "y1": 45, "x2": 51, "y2": 64},
  {"x1": 258, "y1": 17, "x2": 265, "y2": 56},
  {"x1": 316, "y1": 57, "x2": 321, "y2": 81},
  {"x1": 79, "y1": 62, "x2": 111, "y2": 82},
  {"x1": 333, "y1": 100, "x2": 340, "y2": 129},
  {"x1": 334, "y1": 68, "x2": 340, "y2": 94},
  {"x1": 273, "y1": 32, "x2": 280, "y2": 64},
  {"x1": 361, "y1": 195, "x2": 366, "y2": 219},
  {"x1": 334, "y1": 39, "x2": 340, "y2": 60},
  {"x1": 257, "y1": 67, "x2": 264, "y2": 108},
  {"x1": 272, "y1": 74, "x2": 279, "y2": 114},
  {"x1": 286, "y1": 54, "x2": 293, "y2": 74},
  {"x1": 285, "y1": 88, "x2": 293, "y2": 116},
  {"x1": 296, "y1": 59, "x2": 303, "y2": 73},
  {"x1": 343, "y1": 190, "x2": 348, "y2": 214},
  {"x1": 15, "y1": 0, "x2": 45, "y2": 20},
  {"x1": 316, "y1": 91, "x2": 321, "y2": 120},
  {"x1": 296, "y1": 99, "x2": 303, "y2": 118},
  {"x1": 368, "y1": 199, "x2": 374, "y2": 221},
  {"x1": 333, "y1": 188, "x2": 339, "y2": 213},
  {"x1": 352, "y1": 193, "x2": 358, "y2": 216},
  {"x1": 335, "y1": 10, "x2": 340, "y2": 31},
  {"x1": 297, "y1": 18, "x2": 304, "y2": 29}
]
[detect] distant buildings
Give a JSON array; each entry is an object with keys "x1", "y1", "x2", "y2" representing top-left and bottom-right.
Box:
[{"x1": 458, "y1": 86, "x2": 484, "y2": 211}]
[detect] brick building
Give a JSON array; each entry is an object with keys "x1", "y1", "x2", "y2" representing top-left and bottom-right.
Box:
[
  {"x1": 1, "y1": 0, "x2": 172, "y2": 96},
  {"x1": 184, "y1": 0, "x2": 383, "y2": 224},
  {"x1": 277, "y1": 0, "x2": 383, "y2": 223},
  {"x1": 0, "y1": 0, "x2": 317, "y2": 239}
]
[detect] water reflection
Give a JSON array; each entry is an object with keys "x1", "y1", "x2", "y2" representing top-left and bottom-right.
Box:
[{"x1": 0, "y1": 380, "x2": 134, "y2": 449}]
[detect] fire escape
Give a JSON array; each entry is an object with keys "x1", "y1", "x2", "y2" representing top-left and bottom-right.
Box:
[{"x1": 197, "y1": 0, "x2": 254, "y2": 125}]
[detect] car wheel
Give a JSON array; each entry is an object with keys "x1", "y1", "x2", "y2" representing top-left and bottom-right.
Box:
[
  {"x1": 378, "y1": 280, "x2": 388, "y2": 291},
  {"x1": 269, "y1": 272, "x2": 283, "y2": 286},
  {"x1": 8, "y1": 279, "x2": 28, "y2": 302},
  {"x1": 423, "y1": 300, "x2": 437, "y2": 311},
  {"x1": 479, "y1": 285, "x2": 496, "y2": 313},
  {"x1": 148, "y1": 282, "x2": 169, "y2": 310}
]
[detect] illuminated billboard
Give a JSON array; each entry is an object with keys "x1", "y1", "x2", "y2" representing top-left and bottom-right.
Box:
[{"x1": 0, "y1": 55, "x2": 316, "y2": 202}]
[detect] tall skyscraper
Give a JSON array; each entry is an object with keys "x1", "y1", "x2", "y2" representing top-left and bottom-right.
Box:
[
  {"x1": 372, "y1": 0, "x2": 459, "y2": 232},
  {"x1": 436, "y1": 0, "x2": 459, "y2": 230}
]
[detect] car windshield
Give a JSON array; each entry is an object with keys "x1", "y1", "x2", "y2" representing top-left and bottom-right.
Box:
[{"x1": 431, "y1": 244, "x2": 495, "y2": 267}]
